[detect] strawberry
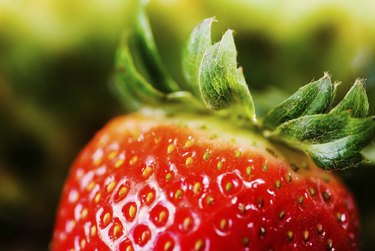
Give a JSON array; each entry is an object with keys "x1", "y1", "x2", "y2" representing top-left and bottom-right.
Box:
[{"x1": 51, "y1": 6, "x2": 374, "y2": 251}]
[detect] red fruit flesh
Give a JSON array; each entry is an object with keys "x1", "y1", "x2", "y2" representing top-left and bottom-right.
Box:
[{"x1": 52, "y1": 111, "x2": 359, "y2": 251}]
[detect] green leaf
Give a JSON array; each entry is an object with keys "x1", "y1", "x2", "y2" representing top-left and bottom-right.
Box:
[
  {"x1": 182, "y1": 17, "x2": 215, "y2": 97},
  {"x1": 113, "y1": 35, "x2": 203, "y2": 111},
  {"x1": 199, "y1": 30, "x2": 256, "y2": 121},
  {"x1": 113, "y1": 38, "x2": 166, "y2": 110},
  {"x1": 263, "y1": 74, "x2": 335, "y2": 130},
  {"x1": 263, "y1": 76, "x2": 375, "y2": 170},
  {"x1": 330, "y1": 79, "x2": 369, "y2": 118},
  {"x1": 133, "y1": 5, "x2": 180, "y2": 93},
  {"x1": 269, "y1": 112, "x2": 375, "y2": 170}
]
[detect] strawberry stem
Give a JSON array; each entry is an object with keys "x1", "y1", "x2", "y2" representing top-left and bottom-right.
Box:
[
  {"x1": 182, "y1": 17, "x2": 215, "y2": 98},
  {"x1": 262, "y1": 73, "x2": 335, "y2": 131},
  {"x1": 133, "y1": 6, "x2": 181, "y2": 93},
  {"x1": 264, "y1": 78, "x2": 375, "y2": 170},
  {"x1": 113, "y1": 38, "x2": 166, "y2": 110},
  {"x1": 269, "y1": 112, "x2": 375, "y2": 170},
  {"x1": 329, "y1": 79, "x2": 369, "y2": 118},
  {"x1": 198, "y1": 29, "x2": 256, "y2": 122},
  {"x1": 113, "y1": 6, "x2": 375, "y2": 170}
]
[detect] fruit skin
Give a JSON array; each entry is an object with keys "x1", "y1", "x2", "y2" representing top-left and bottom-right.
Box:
[{"x1": 51, "y1": 110, "x2": 359, "y2": 251}]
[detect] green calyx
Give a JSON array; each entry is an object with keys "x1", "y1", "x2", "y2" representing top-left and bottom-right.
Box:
[
  {"x1": 113, "y1": 6, "x2": 375, "y2": 170},
  {"x1": 263, "y1": 77, "x2": 375, "y2": 170}
]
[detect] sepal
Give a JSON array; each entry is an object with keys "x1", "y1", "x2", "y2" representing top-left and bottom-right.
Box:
[
  {"x1": 132, "y1": 5, "x2": 180, "y2": 92},
  {"x1": 263, "y1": 74, "x2": 334, "y2": 130},
  {"x1": 330, "y1": 79, "x2": 369, "y2": 118},
  {"x1": 264, "y1": 78, "x2": 375, "y2": 170},
  {"x1": 113, "y1": 38, "x2": 166, "y2": 110},
  {"x1": 199, "y1": 30, "x2": 256, "y2": 121},
  {"x1": 182, "y1": 18, "x2": 215, "y2": 97}
]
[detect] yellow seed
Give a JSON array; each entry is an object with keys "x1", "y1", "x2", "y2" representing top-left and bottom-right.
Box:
[
  {"x1": 275, "y1": 180, "x2": 281, "y2": 189},
  {"x1": 303, "y1": 230, "x2": 309, "y2": 241},
  {"x1": 186, "y1": 157, "x2": 193, "y2": 166},
  {"x1": 103, "y1": 213, "x2": 111, "y2": 225},
  {"x1": 219, "y1": 218, "x2": 228, "y2": 230},
  {"x1": 309, "y1": 187, "x2": 316, "y2": 196},
  {"x1": 107, "y1": 181, "x2": 116, "y2": 193},
  {"x1": 129, "y1": 205, "x2": 136, "y2": 219},
  {"x1": 262, "y1": 164, "x2": 268, "y2": 171},
  {"x1": 167, "y1": 144, "x2": 175, "y2": 154},
  {"x1": 298, "y1": 196, "x2": 303, "y2": 204},
  {"x1": 81, "y1": 208, "x2": 88, "y2": 219},
  {"x1": 203, "y1": 151, "x2": 211, "y2": 160},
  {"x1": 279, "y1": 210, "x2": 285, "y2": 220},
  {"x1": 129, "y1": 156, "x2": 138, "y2": 165},
  {"x1": 146, "y1": 192, "x2": 154, "y2": 203},
  {"x1": 159, "y1": 211, "x2": 167, "y2": 223},
  {"x1": 183, "y1": 217, "x2": 191, "y2": 230},
  {"x1": 206, "y1": 195, "x2": 214, "y2": 206},
  {"x1": 80, "y1": 239, "x2": 86, "y2": 249},
  {"x1": 235, "y1": 150, "x2": 242, "y2": 158},
  {"x1": 126, "y1": 245, "x2": 134, "y2": 251},
  {"x1": 142, "y1": 166, "x2": 153, "y2": 178},
  {"x1": 164, "y1": 241, "x2": 173, "y2": 251},
  {"x1": 193, "y1": 182, "x2": 201, "y2": 194},
  {"x1": 327, "y1": 239, "x2": 333, "y2": 249},
  {"x1": 194, "y1": 239, "x2": 204, "y2": 250},
  {"x1": 242, "y1": 237, "x2": 249, "y2": 247},
  {"x1": 246, "y1": 166, "x2": 252, "y2": 176},
  {"x1": 323, "y1": 191, "x2": 331, "y2": 201},
  {"x1": 175, "y1": 189, "x2": 183, "y2": 199},
  {"x1": 87, "y1": 181, "x2": 95, "y2": 191},
  {"x1": 184, "y1": 140, "x2": 193, "y2": 148},
  {"x1": 154, "y1": 136, "x2": 162, "y2": 144},
  {"x1": 90, "y1": 225, "x2": 97, "y2": 236},
  {"x1": 108, "y1": 151, "x2": 117, "y2": 160},
  {"x1": 119, "y1": 187, "x2": 128, "y2": 198},
  {"x1": 225, "y1": 182, "x2": 233, "y2": 192},
  {"x1": 93, "y1": 157, "x2": 102, "y2": 166},
  {"x1": 94, "y1": 193, "x2": 101, "y2": 203},
  {"x1": 317, "y1": 223, "x2": 323, "y2": 234},
  {"x1": 141, "y1": 231, "x2": 148, "y2": 243},
  {"x1": 165, "y1": 173, "x2": 172, "y2": 181},
  {"x1": 114, "y1": 159, "x2": 124, "y2": 168},
  {"x1": 287, "y1": 231, "x2": 294, "y2": 241},
  {"x1": 238, "y1": 203, "x2": 245, "y2": 214},
  {"x1": 217, "y1": 161, "x2": 223, "y2": 170},
  {"x1": 113, "y1": 224, "x2": 122, "y2": 237}
]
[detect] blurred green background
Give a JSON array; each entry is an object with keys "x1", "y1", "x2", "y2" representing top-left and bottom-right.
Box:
[{"x1": 0, "y1": 0, "x2": 374, "y2": 250}]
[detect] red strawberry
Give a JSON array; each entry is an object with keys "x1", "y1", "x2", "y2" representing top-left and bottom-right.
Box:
[
  {"x1": 52, "y1": 6, "x2": 374, "y2": 251},
  {"x1": 52, "y1": 113, "x2": 360, "y2": 251}
]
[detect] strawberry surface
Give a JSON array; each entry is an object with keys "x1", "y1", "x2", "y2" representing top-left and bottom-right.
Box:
[{"x1": 52, "y1": 111, "x2": 359, "y2": 251}]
